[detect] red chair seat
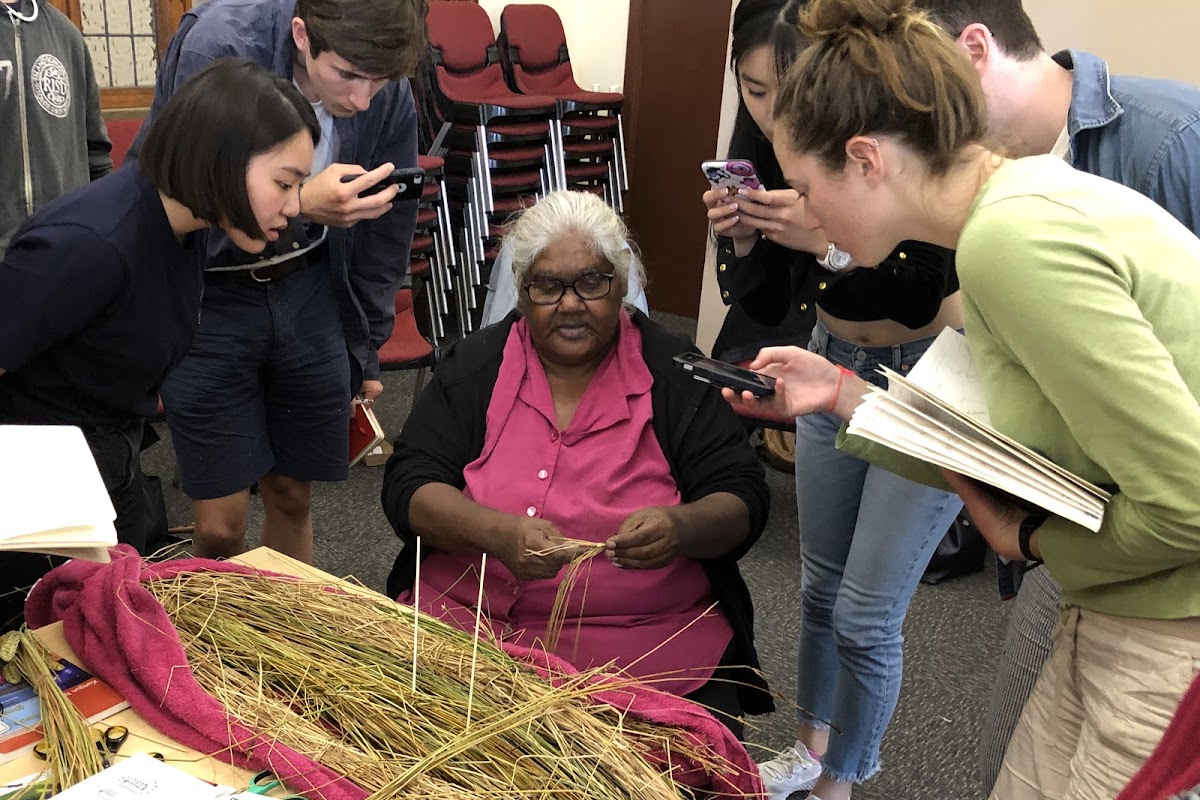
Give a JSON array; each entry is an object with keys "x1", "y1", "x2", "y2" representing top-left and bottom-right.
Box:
[
  {"x1": 105, "y1": 118, "x2": 143, "y2": 169},
  {"x1": 418, "y1": 154, "x2": 445, "y2": 171},
  {"x1": 378, "y1": 289, "x2": 433, "y2": 368}
]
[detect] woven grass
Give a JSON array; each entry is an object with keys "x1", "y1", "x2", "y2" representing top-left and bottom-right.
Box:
[{"x1": 147, "y1": 571, "x2": 751, "y2": 800}]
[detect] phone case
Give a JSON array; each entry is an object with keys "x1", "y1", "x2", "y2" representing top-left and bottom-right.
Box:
[
  {"x1": 673, "y1": 353, "x2": 775, "y2": 398},
  {"x1": 701, "y1": 159, "x2": 764, "y2": 192}
]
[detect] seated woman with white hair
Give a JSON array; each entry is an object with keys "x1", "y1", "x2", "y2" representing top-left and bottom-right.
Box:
[{"x1": 381, "y1": 190, "x2": 772, "y2": 735}]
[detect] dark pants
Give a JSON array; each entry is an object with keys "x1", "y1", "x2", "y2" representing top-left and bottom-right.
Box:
[
  {"x1": 683, "y1": 642, "x2": 746, "y2": 741},
  {"x1": 1, "y1": 419, "x2": 146, "y2": 631}
]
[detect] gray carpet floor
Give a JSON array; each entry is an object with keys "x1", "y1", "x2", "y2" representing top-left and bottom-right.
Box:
[{"x1": 140, "y1": 311, "x2": 1008, "y2": 800}]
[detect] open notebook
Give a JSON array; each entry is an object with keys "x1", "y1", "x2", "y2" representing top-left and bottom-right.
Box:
[
  {"x1": 0, "y1": 425, "x2": 117, "y2": 561},
  {"x1": 845, "y1": 328, "x2": 1110, "y2": 532}
]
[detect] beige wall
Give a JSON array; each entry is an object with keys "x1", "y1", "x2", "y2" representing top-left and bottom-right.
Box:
[
  {"x1": 477, "y1": 0, "x2": 629, "y2": 92},
  {"x1": 695, "y1": 4, "x2": 741, "y2": 355},
  {"x1": 1026, "y1": 0, "x2": 1200, "y2": 84}
]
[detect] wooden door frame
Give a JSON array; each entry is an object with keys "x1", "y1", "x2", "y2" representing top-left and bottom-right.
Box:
[
  {"x1": 46, "y1": 0, "x2": 190, "y2": 109},
  {"x1": 622, "y1": 0, "x2": 732, "y2": 317}
]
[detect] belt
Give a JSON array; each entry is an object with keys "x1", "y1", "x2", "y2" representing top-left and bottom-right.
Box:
[
  {"x1": 207, "y1": 241, "x2": 328, "y2": 287},
  {"x1": 208, "y1": 258, "x2": 308, "y2": 284}
]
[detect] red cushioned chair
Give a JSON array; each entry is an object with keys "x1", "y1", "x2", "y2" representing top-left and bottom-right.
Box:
[
  {"x1": 418, "y1": 2, "x2": 561, "y2": 328},
  {"x1": 497, "y1": 4, "x2": 628, "y2": 206},
  {"x1": 105, "y1": 118, "x2": 143, "y2": 170},
  {"x1": 379, "y1": 288, "x2": 438, "y2": 407}
]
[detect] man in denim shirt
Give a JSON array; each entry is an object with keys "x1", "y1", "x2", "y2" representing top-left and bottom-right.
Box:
[{"x1": 912, "y1": 0, "x2": 1200, "y2": 793}]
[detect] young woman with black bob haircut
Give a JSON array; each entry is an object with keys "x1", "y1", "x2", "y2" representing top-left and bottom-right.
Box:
[{"x1": 0, "y1": 57, "x2": 319, "y2": 631}]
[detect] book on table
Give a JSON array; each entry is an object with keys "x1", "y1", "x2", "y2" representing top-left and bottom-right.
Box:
[
  {"x1": 0, "y1": 425, "x2": 116, "y2": 561},
  {"x1": 0, "y1": 656, "x2": 129, "y2": 764},
  {"x1": 845, "y1": 327, "x2": 1110, "y2": 532}
]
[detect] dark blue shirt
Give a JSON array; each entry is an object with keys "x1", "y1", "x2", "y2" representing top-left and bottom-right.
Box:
[{"x1": 0, "y1": 165, "x2": 203, "y2": 425}]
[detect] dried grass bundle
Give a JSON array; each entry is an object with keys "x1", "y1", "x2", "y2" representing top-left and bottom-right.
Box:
[
  {"x1": 0, "y1": 630, "x2": 105, "y2": 797},
  {"x1": 147, "y1": 571, "x2": 747, "y2": 800}
]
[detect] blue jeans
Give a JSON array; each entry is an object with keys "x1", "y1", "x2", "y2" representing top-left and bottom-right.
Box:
[{"x1": 794, "y1": 321, "x2": 963, "y2": 782}]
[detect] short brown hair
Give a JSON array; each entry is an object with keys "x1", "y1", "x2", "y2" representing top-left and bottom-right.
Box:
[
  {"x1": 773, "y1": 0, "x2": 988, "y2": 176},
  {"x1": 912, "y1": 0, "x2": 1044, "y2": 61},
  {"x1": 295, "y1": 0, "x2": 429, "y2": 80}
]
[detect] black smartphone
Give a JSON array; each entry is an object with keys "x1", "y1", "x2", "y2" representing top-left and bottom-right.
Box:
[
  {"x1": 673, "y1": 352, "x2": 776, "y2": 397},
  {"x1": 340, "y1": 166, "x2": 425, "y2": 200}
]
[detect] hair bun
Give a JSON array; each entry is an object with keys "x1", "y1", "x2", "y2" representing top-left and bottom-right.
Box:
[{"x1": 799, "y1": 0, "x2": 917, "y2": 41}]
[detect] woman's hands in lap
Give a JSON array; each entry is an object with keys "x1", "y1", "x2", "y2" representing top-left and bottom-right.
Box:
[
  {"x1": 606, "y1": 507, "x2": 681, "y2": 570},
  {"x1": 498, "y1": 517, "x2": 582, "y2": 581}
]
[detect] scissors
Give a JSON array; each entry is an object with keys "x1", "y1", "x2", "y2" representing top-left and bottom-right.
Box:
[
  {"x1": 32, "y1": 725, "x2": 159, "y2": 765},
  {"x1": 245, "y1": 770, "x2": 305, "y2": 800}
]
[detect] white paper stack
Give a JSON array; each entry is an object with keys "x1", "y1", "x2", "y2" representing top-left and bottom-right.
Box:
[
  {"x1": 0, "y1": 425, "x2": 117, "y2": 561},
  {"x1": 846, "y1": 328, "x2": 1109, "y2": 532}
]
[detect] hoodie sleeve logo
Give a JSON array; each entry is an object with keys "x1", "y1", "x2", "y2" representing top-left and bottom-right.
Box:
[{"x1": 30, "y1": 53, "x2": 71, "y2": 118}]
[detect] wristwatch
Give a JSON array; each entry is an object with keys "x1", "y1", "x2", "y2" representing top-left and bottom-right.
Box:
[
  {"x1": 1018, "y1": 513, "x2": 1049, "y2": 563},
  {"x1": 818, "y1": 243, "x2": 853, "y2": 272}
]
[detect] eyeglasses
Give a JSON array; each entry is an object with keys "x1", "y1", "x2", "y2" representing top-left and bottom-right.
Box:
[{"x1": 523, "y1": 272, "x2": 615, "y2": 305}]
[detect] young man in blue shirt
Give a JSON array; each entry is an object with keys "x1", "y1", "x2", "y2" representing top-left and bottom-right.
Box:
[
  {"x1": 129, "y1": 0, "x2": 426, "y2": 564},
  {"x1": 916, "y1": 0, "x2": 1200, "y2": 793}
]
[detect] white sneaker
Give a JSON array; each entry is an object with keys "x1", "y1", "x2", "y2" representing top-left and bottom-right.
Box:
[{"x1": 758, "y1": 745, "x2": 822, "y2": 800}]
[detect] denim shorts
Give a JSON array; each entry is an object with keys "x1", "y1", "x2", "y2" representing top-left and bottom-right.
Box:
[{"x1": 161, "y1": 263, "x2": 351, "y2": 500}]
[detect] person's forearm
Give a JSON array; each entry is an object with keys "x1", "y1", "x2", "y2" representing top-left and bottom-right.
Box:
[
  {"x1": 409, "y1": 482, "x2": 516, "y2": 557},
  {"x1": 668, "y1": 492, "x2": 750, "y2": 559}
]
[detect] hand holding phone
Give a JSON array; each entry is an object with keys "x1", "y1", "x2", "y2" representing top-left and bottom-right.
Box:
[
  {"x1": 340, "y1": 166, "x2": 425, "y2": 200},
  {"x1": 702, "y1": 159, "x2": 769, "y2": 242},
  {"x1": 300, "y1": 163, "x2": 399, "y2": 228},
  {"x1": 673, "y1": 352, "x2": 776, "y2": 398}
]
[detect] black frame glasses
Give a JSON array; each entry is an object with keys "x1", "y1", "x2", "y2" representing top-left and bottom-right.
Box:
[{"x1": 523, "y1": 272, "x2": 616, "y2": 305}]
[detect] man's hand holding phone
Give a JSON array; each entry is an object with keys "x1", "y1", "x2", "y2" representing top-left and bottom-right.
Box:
[{"x1": 300, "y1": 162, "x2": 399, "y2": 228}]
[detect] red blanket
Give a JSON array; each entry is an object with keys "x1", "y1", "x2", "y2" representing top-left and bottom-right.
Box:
[
  {"x1": 25, "y1": 546, "x2": 763, "y2": 799},
  {"x1": 1117, "y1": 671, "x2": 1200, "y2": 800}
]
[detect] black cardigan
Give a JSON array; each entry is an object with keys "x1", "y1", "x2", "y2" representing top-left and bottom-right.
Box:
[{"x1": 381, "y1": 309, "x2": 775, "y2": 714}]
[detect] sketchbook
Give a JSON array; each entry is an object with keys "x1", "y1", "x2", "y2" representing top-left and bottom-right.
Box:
[
  {"x1": 845, "y1": 328, "x2": 1109, "y2": 532},
  {"x1": 0, "y1": 425, "x2": 117, "y2": 561}
]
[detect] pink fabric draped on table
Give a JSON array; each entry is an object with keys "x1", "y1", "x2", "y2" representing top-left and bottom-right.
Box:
[{"x1": 25, "y1": 545, "x2": 764, "y2": 799}]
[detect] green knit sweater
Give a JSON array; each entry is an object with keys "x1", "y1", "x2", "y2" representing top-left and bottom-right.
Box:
[{"x1": 838, "y1": 155, "x2": 1200, "y2": 619}]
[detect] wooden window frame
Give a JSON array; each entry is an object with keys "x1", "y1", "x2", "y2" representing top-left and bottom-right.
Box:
[{"x1": 47, "y1": 0, "x2": 189, "y2": 109}]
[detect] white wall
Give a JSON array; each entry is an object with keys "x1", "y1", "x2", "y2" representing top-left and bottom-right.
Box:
[
  {"x1": 695, "y1": 4, "x2": 741, "y2": 356},
  {"x1": 477, "y1": 0, "x2": 630, "y2": 92}
]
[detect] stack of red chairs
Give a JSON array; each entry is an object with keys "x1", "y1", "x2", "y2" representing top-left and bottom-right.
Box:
[
  {"x1": 417, "y1": 1, "x2": 561, "y2": 331},
  {"x1": 498, "y1": 4, "x2": 628, "y2": 210},
  {"x1": 411, "y1": 1, "x2": 632, "y2": 334}
]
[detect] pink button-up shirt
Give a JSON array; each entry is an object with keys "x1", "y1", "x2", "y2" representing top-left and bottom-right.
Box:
[{"x1": 407, "y1": 311, "x2": 733, "y2": 696}]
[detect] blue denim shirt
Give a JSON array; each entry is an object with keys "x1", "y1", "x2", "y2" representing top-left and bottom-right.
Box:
[
  {"x1": 1059, "y1": 49, "x2": 1200, "y2": 233},
  {"x1": 129, "y1": 0, "x2": 419, "y2": 383}
]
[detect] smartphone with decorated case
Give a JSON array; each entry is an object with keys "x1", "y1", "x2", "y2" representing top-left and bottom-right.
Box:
[{"x1": 701, "y1": 159, "x2": 764, "y2": 193}]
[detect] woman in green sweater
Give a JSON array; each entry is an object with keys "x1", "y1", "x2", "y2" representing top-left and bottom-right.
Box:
[{"x1": 727, "y1": 0, "x2": 1200, "y2": 798}]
